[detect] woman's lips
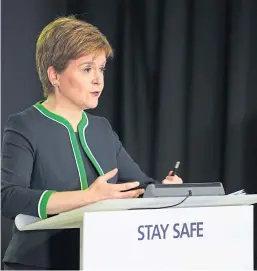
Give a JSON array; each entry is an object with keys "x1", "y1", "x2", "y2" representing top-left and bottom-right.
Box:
[{"x1": 90, "y1": 91, "x2": 100, "y2": 97}]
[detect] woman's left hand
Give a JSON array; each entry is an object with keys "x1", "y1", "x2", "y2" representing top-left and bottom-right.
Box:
[{"x1": 162, "y1": 171, "x2": 183, "y2": 184}]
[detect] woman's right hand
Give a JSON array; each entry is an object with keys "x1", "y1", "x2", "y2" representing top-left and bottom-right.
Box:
[{"x1": 87, "y1": 168, "x2": 144, "y2": 202}]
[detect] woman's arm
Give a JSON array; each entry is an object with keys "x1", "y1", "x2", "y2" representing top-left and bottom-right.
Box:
[
  {"x1": 1, "y1": 114, "x2": 94, "y2": 220},
  {"x1": 101, "y1": 118, "x2": 183, "y2": 186},
  {"x1": 113, "y1": 131, "x2": 158, "y2": 185},
  {"x1": 1, "y1": 114, "x2": 143, "y2": 220},
  {"x1": 101, "y1": 116, "x2": 159, "y2": 185}
]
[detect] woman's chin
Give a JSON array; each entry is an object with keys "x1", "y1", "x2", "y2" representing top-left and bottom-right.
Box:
[{"x1": 82, "y1": 100, "x2": 99, "y2": 110}]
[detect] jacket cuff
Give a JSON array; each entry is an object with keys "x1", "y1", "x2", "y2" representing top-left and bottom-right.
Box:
[{"x1": 38, "y1": 190, "x2": 56, "y2": 219}]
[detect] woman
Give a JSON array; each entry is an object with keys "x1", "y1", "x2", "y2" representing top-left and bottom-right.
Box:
[{"x1": 1, "y1": 16, "x2": 182, "y2": 270}]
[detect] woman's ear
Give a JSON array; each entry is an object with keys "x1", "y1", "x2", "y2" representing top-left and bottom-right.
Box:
[{"x1": 47, "y1": 66, "x2": 60, "y2": 87}]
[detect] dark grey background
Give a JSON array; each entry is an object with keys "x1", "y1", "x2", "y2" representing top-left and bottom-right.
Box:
[{"x1": 2, "y1": 0, "x2": 257, "y2": 268}]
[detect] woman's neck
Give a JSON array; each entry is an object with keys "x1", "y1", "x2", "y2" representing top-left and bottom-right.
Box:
[{"x1": 42, "y1": 94, "x2": 84, "y2": 131}]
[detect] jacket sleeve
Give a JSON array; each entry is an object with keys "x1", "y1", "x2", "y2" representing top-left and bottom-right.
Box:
[
  {"x1": 113, "y1": 131, "x2": 160, "y2": 185},
  {"x1": 1, "y1": 114, "x2": 55, "y2": 220},
  {"x1": 102, "y1": 118, "x2": 160, "y2": 185}
]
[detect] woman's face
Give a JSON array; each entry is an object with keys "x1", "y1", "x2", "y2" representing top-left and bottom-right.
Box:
[{"x1": 56, "y1": 51, "x2": 106, "y2": 110}]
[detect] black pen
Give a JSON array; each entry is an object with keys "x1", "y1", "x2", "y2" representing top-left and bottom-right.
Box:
[{"x1": 171, "y1": 161, "x2": 180, "y2": 176}]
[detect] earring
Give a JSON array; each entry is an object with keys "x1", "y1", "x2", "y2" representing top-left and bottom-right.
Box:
[{"x1": 53, "y1": 82, "x2": 59, "y2": 88}]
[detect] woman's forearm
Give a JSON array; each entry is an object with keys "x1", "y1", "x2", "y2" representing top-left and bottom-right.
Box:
[{"x1": 46, "y1": 189, "x2": 96, "y2": 215}]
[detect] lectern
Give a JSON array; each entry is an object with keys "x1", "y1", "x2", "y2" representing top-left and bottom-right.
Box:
[{"x1": 15, "y1": 195, "x2": 257, "y2": 270}]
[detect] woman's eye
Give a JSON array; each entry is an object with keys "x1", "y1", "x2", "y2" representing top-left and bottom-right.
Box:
[
  {"x1": 84, "y1": 67, "x2": 92, "y2": 73},
  {"x1": 100, "y1": 67, "x2": 106, "y2": 73}
]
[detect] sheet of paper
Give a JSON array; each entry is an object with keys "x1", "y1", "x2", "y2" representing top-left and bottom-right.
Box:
[{"x1": 228, "y1": 189, "x2": 246, "y2": 195}]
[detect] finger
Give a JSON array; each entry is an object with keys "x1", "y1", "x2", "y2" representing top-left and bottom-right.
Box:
[
  {"x1": 115, "y1": 181, "x2": 140, "y2": 192},
  {"x1": 99, "y1": 168, "x2": 118, "y2": 182},
  {"x1": 168, "y1": 171, "x2": 173, "y2": 176},
  {"x1": 118, "y1": 189, "x2": 145, "y2": 199},
  {"x1": 172, "y1": 176, "x2": 183, "y2": 184},
  {"x1": 162, "y1": 179, "x2": 172, "y2": 184},
  {"x1": 163, "y1": 177, "x2": 183, "y2": 184}
]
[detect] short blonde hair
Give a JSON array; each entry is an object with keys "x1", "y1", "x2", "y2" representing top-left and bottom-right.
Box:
[{"x1": 36, "y1": 16, "x2": 113, "y2": 97}]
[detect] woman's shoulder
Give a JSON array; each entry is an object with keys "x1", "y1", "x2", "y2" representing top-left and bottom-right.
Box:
[{"x1": 3, "y1": 105, "x2": 41, "y2": 137}]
